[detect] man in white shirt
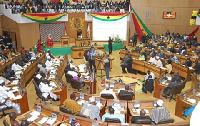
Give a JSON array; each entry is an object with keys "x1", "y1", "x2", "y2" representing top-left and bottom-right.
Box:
[
  {"x1": 152, "y1": 56, "x2": 163, "y2": 67},
  {"x1": 45, "y1": 56, "x2": 53, "y2": 69},
  {"x1": 148, "y1": 55, "x2": 156, "y2": 64},
  {"x1": 39, "y1": 78, "x2": 59, "y2": 101},
  {"x1": 100, "y1": 84, "x2": 117, "y2": 99},
  {"x1": 11, "y1": 62, "x2": 23, "y2": 72},
  {"x1": 0, "y1": 81, "x2": 21, "y2": 114},
  {"x1": 144, "y1": 70, "x2": 155, "y2": 80}
]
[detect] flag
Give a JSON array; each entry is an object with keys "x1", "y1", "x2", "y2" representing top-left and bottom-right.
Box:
[
  {"x1": 87, "y1": 24, "x2": 90, "y2": 38},
  {"x1": 21, "y1": 13, "x2": 66, "y2": 23},
  {"x1": 90, "y1": 12, "x2": 129, "y2": 21}
]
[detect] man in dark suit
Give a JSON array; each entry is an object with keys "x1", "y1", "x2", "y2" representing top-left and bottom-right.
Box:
[
  {"x1": 108, "y1": 37, "x2": 113, "y2": 55},
  {"x1": 131, "y1": 109, "x2": 151, "y2": 124},
  {"x1": 118, "y1": 84, "x2": 134, "y2": 100},
  {"x1": 184, "y1": 57, "x2": 192, "y2": 67},
  {"x1": 171, "y1": 71, "x2": 181, "y2": 82},
  {"x1": 132, "y1": 32, "x2": 138, "y2": 47},
  {"x1": 163, "y1": 81, "x2": 182, "y2": 95},
  {"x1": 142, "y1": 75, "x2": 154, "y2": 93}
]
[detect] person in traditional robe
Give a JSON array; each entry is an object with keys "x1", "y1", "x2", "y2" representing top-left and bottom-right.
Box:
[
  {"x1": 63, "y1": 93, "x2": 82, "y2": 114},
  {"x1": 45, "y1": 56, "x2": 53, "y2": 70},
  {"x1": 46, "y1": 34, "x2": 53, "y2": 48},
  {"x1": 80, "y1": 96, "x2": 101, "y2": 120},
  {"x1": 150, "y1": 100, "x2": 172, "y2": 124}
]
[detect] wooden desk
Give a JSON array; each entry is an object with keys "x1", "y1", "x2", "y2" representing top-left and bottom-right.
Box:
[
  {"x1": 132, "y1": 60, "x2": 145, "y2": 73},
  {"x1": 21, "y1": 53, "x2": 46, "y2": 87},
  {"x1": 61, "y1": 36, "x2": 70, "y2": 47},
  {"x1": 153, "y1": 79, "x2": 167, "y2": 99},
  {"x1": 73, "y1": 92, "x2": 107, "y2": 117},
  {"x1": 75, "y1": 38, "x2": 91, "y2": 46},
  {"x1": 106, "y1": 100, "x2": 127, "y2": 123},
  {"x1": 175, "y1": 86, "x2": 200, "y2": 119},
  {"x1": 50, "y1": 79, "x2": 67, "y2": 105},
  {"x1": 71, "y1": 46, "x2": 105, "y2": 59},
  {"x1": 18, "y1": 104, "x2": 64, "y2": 126},
  {"x1": 12, "y1": 92, "x2": 29, "y2": 114},
  {"x1": 172, "y1": 62, "x2": 194, "y2": 81},
  {"x1": 128, "y1": 100, "x2": 155, "y2": 123},
  {"x1": 0, "y1": 54, "x2": 20, "y2": 74},
  {"x1": 84, "y1": 78, "x2": 97, "y2": 94},
  {"x1": 111, "y1": 83, "x2": 135, "y2": 100}
]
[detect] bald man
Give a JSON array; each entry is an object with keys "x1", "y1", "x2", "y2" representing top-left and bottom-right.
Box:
[{"x1": 131, "y1": 109, "x2": 151, "y2": 124}]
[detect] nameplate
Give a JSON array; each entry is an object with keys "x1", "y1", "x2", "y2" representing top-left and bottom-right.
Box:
[
  {"x1": 51, "y1": 112, "x2": 58, "y2": 119},
  {"x1": 36, "y1": 105, "x2": 42, "y2": 112},
  {"x1": 183, "y1": 93, "x2": 187, "y2": 99}
]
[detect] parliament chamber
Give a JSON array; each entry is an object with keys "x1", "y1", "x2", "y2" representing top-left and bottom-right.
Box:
[{"x1": 0, "y1": 0, "x2": 200, "y2": 125}]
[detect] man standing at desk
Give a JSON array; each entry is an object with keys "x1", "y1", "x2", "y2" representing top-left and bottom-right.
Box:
[
  {"x1": 87, "y1": 46, "x2": 96, "y2": 72},
  {"x1": 108, "y1": 37, "x2": 113, "y2": 55}
]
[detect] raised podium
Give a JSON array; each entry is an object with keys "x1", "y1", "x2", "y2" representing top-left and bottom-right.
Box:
[{"x1": 61, "y1": 36, "x2": 70, "y2": 47}]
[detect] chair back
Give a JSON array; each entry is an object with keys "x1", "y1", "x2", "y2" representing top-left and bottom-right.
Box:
[
  {"x1": 134, "y1": 118, "x2": 152, "y2": 124},
  {"x1": 105, "y1": 118, "x2": 121, "y2": 123},
  {"x1": 171, "y1": 84, "x2": 183, "y2": 96},
  {"x1": 65, "y1": 74, "x2": 73, "y2": 83},
  {"x1": 59, "y1": 106, "x2": 73, "y2": 115},
  {"x1": 70, "y1": 79, "x2": 82, "y2": 89},
  {"x1": 33, "y1": 81, "x2": 43, "y2": 99},
  {"x1": 101, "y1": 94, "x2": 114, "y2": 99},
  {"x1": 118, "y1": 91, "x2": 134, "y2": 101},
  {"x1": 157, "y1": 118, "x2": 174, "y2": 124}
]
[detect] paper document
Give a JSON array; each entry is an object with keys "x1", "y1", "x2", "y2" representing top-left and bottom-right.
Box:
[
  {"x1": 27, "y1": 116, "x2": 39, "y2": 122},
  {"x1": 46, "y1": 118, "x2": 57, "y2": 125},
  {"x1": 30, "y1": 111, "x2": 41, "y2": 117},
  {"x1": 38, "y1": 117, "x2": 48, "y2": 124}
]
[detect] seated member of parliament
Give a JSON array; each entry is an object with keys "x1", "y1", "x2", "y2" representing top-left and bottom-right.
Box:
[
  {"x1": 118, "y1": 84, "x2": 134, "y2": 97},
  {"x1": 100, "y1": 84, "x2": 117, "y2": 99},
  {"x1": 131, "y1": 109, "x2": 151, "y2": 124},
  {"x1": 150, "y1": 100, "x2": 172, "y2": 124},
  {"x1": 63, "y1": 93, "x2": 82, "y2": 114},
  {"x1": 102, "y1": 106, "x2": 125, "y2": 123}
]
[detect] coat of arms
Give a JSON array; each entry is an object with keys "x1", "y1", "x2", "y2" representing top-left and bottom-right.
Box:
[{"x1": 69, "y1": 18, "x2": 85, "y2": 30}]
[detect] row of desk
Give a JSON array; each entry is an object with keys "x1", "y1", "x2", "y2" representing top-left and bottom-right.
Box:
[
  {"x1": 73, "y1": 92, "x2": 155, "y2": 124},
  {"x1": 0, "y1": 53, "x2": 20, "y2": 74},
  {"x1": 132, "y1": 60, "x2": 166, "y2": 78},
  {"x1": 71, "y1": 46, "x2": 105, "y2": 59},
  {"x1": 175, "y1": 85, "x2": 200, "y2": 119},
  {"x1": 120, "y1": 50, "x2": 195, "y2": 81}
]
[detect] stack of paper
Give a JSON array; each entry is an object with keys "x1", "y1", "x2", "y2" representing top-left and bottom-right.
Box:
[
  {"x1": 46, "y1": 118, "x2": 57, "y2": 125},
  {"x1": 49, "y1": 81, "x2": 57, "y2": 87},
  {"x1": 38, "y1": 117, "x2": 48, "y2": 124},
  {"x1": 27, "y1": 111, "x2": 41, "y2": 122},
  {"x1": 187, "y1": 98, "x2": 196, "y2": 104},
  {"x1": 11, "y1": 80, "x2": 19, "y2": 85}
]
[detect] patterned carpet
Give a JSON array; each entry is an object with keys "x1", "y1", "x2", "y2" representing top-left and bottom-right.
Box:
[{"x1": 101, "y1": 75, "x2": 144, "y2": 93}]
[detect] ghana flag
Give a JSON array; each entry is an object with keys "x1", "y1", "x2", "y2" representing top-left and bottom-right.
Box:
[
  {"x1": 130, "y1": 3, "x2": 152, "y2": 41},
  {"x1": 21, "y1": 13, "x2": 66, "y2": 23},
  {"x1": 90, "y1": 12, "x2": 129, "y2": 21}
]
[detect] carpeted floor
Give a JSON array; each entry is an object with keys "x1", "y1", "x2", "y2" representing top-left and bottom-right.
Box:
[{"x1": 0, "y1": 48, "x2": 191, "y2": 125}]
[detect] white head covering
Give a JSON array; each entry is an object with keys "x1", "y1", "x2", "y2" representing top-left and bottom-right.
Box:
[
  {"x1": 89, "y1": 96, "x2": 95, "y2": 103},
  {"x1": 157, "y1": 99, "x2": 164, "y2": 107}
]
